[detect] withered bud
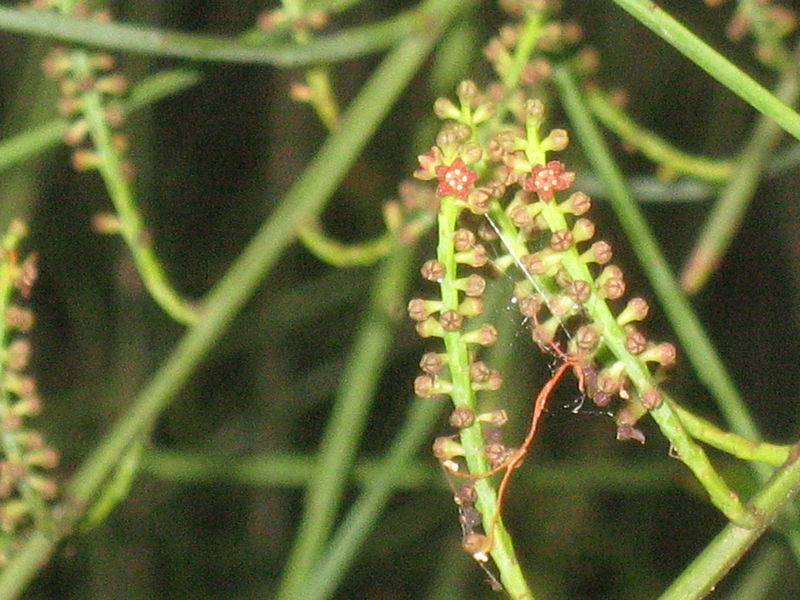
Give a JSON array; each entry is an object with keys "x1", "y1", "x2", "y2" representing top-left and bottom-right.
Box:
[
  {"x1": 641, "y1": 388, "x2": 662, "y2": 410},
  {"x1": 455, "y1": 482, "x2": 477, "y2": 505},
  {"x1": 485, "y1": 442, "x2": 508, "y2": 467},
  {"x1": 617, "y1": 297, "x2": 649, "y2": 326},
  {"x1": 440, "y1": 309, "x2": 464, "y2": 331},
  {"x1": 459, "y1": 296, "x2": 484, "y2": 317},
  {"x1": 15, "y1": 254, "x2": 37, "y2": 299},
  {"x1": 459, "y1": 506, "x2": 482, "y2": 530},
  {"x1": 419, "y1": 352, "x2": 444, "y2": 375},
  {"x1": 453, "y1": 228, "x2": 476, "y2": 252},
  {"x1": 616, "y1": 424, "x2": 646, "y2": 444},
  {"x1": 462, "y1": 532, "x2": 490, "y2": 561},
  {"x1": 420, "y1": 259, "x2": 446, "y2": 281},
  {"x1": 414, "y1": 375, "x2": 435, "y2": 398},
  {"x1": 449, "y1": 407, "x2": 475, "y2": 428},
  {"x1": 596, "y1": 363, "x2": 626, "y2": 395},
  {"x1": 550, "y1": 228, "x2": 573, "y2": 252},
  {"x1": 520, "y1": 58, "x2": 552, "y2": 85}
]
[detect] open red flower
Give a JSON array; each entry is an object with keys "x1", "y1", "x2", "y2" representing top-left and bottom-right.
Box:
[
  {"x1": 524, "y1": 160, "x2": 574, "y2": 201},
  {"x1": 435, "y1": 158, "x2": 478, "y2": 199}
]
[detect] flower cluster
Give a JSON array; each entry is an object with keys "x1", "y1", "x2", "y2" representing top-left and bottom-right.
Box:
[
  {"x1": 0, "y1": 222, "x2": 58, "y2": 564},
  {"x1": 36, "y1": 1, "x2": 130, "y2": 181}
]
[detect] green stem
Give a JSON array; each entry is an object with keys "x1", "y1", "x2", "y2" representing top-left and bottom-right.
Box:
[
  {"x1": 585, "y1": 86, "x2": 733, "y2": 182},
  {"x1": 0, "y1": 69, "x2": 201, "y2": 173},
  {"x1": 437, "y1": 195, "x2": 533, "y2": 600},
  {"x1": 0, "y1": 5, "x2": 416, "y2": 67},
  {"x1": 275, "y1": 237, "x2": 419, "y2": 600},
  {"x1": 608, "y1": 0, "x2": 800, "y2": 142},
  {"x1": 291, "y1": 397, "x2": 445, "y2": 600},
  {"x1": 0, "y1": 1, "x2": 451, "y2": 592},
  {"x1": 657, "y1": 446, "x2": 800, "y2": 600},
  {"x1": 680, "y1": 43, "x2": 800, "y2": 293},
  {"x1": 671, "y1": 399, "x2": 791, "y2": 467},
  {"x1": 67, "y1": 51, "x2": 198, "y2": 324},
  {"x1": 296, "y1": 221, "x2": 392, "y2": 266}
]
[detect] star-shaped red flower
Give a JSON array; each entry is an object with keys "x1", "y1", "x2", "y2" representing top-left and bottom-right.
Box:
[
  {"x1": 435, "y1": 158, "x2": 478, "y2": 199},
  {"x1": 524, "y1": 160, "x2": 575, "y2": 201}
]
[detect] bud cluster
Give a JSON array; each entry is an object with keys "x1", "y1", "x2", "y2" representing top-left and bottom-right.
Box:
[
  {"x1": 35, "y1": 2, "x2": 131, "y2": 182},
  {"x1": 0, "y1": 222, "x2": 58, "y2": 564}
]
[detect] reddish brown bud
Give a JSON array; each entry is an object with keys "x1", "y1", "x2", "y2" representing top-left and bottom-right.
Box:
[
  {"x1": 641, "y1": 342, "x2": 677, "y2": 367},
  {"x1": 641, "y1": 388, "x2": 662, "y2": 410},
  {"x1": 575, "y1": 324, "x2": 600, "y2": 350},
  {"x1": 420, "y1": 259, "x2": 446, "y2": 281},
  {"x1": 419, "y1": 352, "x2": 444, "y2": 375},
  {"x1": 624, "y1": 327, "x2": 648, "y2": 355},
  {"x1": 415, "y1": 317, "x2": 444, "y2": 339},
  {"x1": 462, "y1": 324, "x2": 498, "y2": 346},
  {"x1": 455, "y1": 245, "x2": 488, "y2": 268},
  {"x1": 433, "y1": 436, "x2": 464, "y2": 460},
  {"x1": 617, "y1": 297, "x2": 649, "y2": 326},
  {"x1": 550, "y1": 228, "x2": 573, "y2": 251},
  {"x1": 460, "y1": 274, "x2": 486, "y2": 297},
  {"x1": 408, "y1": 298, "x2": 439, "y2": 322},
  {"x1": 462, "y1": 532, "x2": 490, "y2": 560},
  {"x1": 566, "y1": 280, "x2": 591, "y2": 304},
  {"x1": 453, "y1": 228, "x2": 476, "y2": 252},
  {"x1": 449, "y1": 407, "x2": 475, "y2": 429},
  {"x1": 469, "y1": 361, "x2": 491, "y2": 382},
  {"x1": 440, "y1": 309, "x2": 464, "y2": 331},
  {"x1": 563, "y1": 191, "x2": 591, "y2": 215},
  {"x1": 485, "y1": 442, "x2": 508, "y2": 467},
  {"x1": 459, "y1": 296, "x2": 484, "y2": 317},
  {"x1": 478, "y1": 409, "x2": 508, "y2": 427}
]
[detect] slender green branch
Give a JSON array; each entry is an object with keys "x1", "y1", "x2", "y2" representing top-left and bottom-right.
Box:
[
  {"x1": 585, "y1": 86, "x2": 733, "y2": 182},
  {"x1": 61, "y1": 47, "x2": 198, "y2": 324},
  {"x1": 670, "y1": 398, "x2": 791, "y2": 467},
  {"x1": 657, "y1": 446, "x2": 800, "y2": 600},
  {"x1": 275, "y1": 236, "x2": 420, "y2": 600},
  {"x1": 0, "y1": 0, "x2": 454, "y2": 591},
  {"x1": 680, "y1": 43, "x2": 800, "y2": 293},
  {"x1": 608, "y1": 0, "x2": 800, "y2": 142},
  {"x1": 296, "y1": 222, "x2": 392, "y2": 267},
  {"x1": 0, "y1": 69, "x2": 201, "y2": 173},
  {"x1": 0, "y1": 5, "x2": 416, "y2": 67},
  {"x1": 293, "y1": 397, "x2": 445, "y2": 600}
]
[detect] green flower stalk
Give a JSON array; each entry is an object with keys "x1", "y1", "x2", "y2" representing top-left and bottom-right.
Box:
[
  {"x1": 35, "y1": 0, "x2": 199, "y2": 325},
  {"x1": 0, "y1": 221, "x2": 58, "y2": 564}
]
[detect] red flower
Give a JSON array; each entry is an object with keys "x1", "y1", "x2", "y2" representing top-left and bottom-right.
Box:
[
  {"x1": 435, "y1": 158, "x2": 478, "y2": 199},
  {"x1": 524, "y1": 160, "x2": 575, "y2": 201}
]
